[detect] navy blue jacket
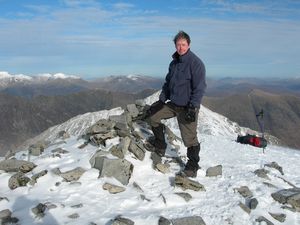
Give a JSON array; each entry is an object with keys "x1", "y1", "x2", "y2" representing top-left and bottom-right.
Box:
[{"x1": 159, "y1": 49, "x2": 206, "y2": 108}]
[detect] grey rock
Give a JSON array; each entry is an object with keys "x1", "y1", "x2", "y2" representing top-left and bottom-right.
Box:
[
  {"x1": 271, "y1": 188, "x2": 300, "y2": 210},
  {"x1": 126, "y1": 104, "x2": 139, "y2": 118},
  {"x1": 29, "y1": 169, "x2": 48, "y2": 185},
  {"x1": 28, "y1": 141, "x2": 47, "y2": 156},
  {"x1": 111, "y1": 216, "x2": 134, "y2": 225},
  {"x1": 58, "y1": 130, "x2": 70, "y2": 139},
  {"x1": 51, "y1": 148, "x2": 69, "y2": 154},
  {"x1": 254, "y1": 168, "x2": 270, "y2": 179},
  {"x1": 128, "y1": 140, "x2": 145, "y2": 161},
  {"x1": 269, "y1": 212, "x2": 286, "y2": 223},
  {"x1": 175, "y1": 192, "x2": 193, "y2": 202},
  {"x1": 89, "y1": 150, "x2": 109, "y2": 168},
  {"x1": 0, "y1": 209, "x2": 19, "y2": 224},
  {"x1": 68, "y1": 213, "x2": 80, "y2": 219},
  {"x1": 156, "y1": 163, "x2": 170, "y2": 174},
  {"x1": 158, "y1": 216, "x2": 171, "y2": 225},
  {"x1": 0, "y1": 209, "x2": 11, "y2": 219},
  {"x1": 262, "y1": 182, "x2": 278, "y2": 189},
  {"x1": 86, "y1": 119, "x2": 115, "y2": 134},
  {"x1": 109, "y1": 114, "x2": 130, "y2": 131},
  {"x1": 238, "y1": 202, "x2": 251, "y2": 214},
  {"x1": 174, "y1": 174, "x2": 206, "y2": 192},
  {"x1": 118, "y1": 137, "x2": 131, "y2": 157},
  {"x1": 0, "y1": 159, "x2": 36, "y2": 173},
  {"x1": 110, "y1": 145, "x2": 124, "y2": 159},
  {"x1": 255, "y1": 216, "x2": 274, "y2": 225},
  {"x1": 135, "y1": 99, "x2": 145, "y2": 107},
  {"x1": 234, "y1": 186, "x2": 253, "y2": 198},
  {"x1": 151, "y1": 152, "x2": 162, "y2": 168},
  {"x1": 59, "y1": 167, "x2": 86, "y2": 182},
  {"x1": 140, "y1": 194, "x2": 151, "y2": 202},
  {"x1": 132, "y1": 182, "x2": 144, "y2": 193},
  {"x1": 171, "y1": 216, "x2": 206, "y2": 225},
  {"x1": 92, "y1": 156, "x2": 133, "y2": 185},
  {"x1": 248, "y1": 198, "x2": 258, "y2": 209},
  {"x1": 103, "y1": 183, "x2": 126, "y2": 194},
  {"x1": 8, "y1": 172, "x2": 30, "y2": 190},
  {"x1": 71, "y1": 203, "x2": 83, "y2": 208},
  {"x1": 264, "y1": 161, "x2": 284, "y2": 175},
  {"x1": 206, "y1": 165, "x2": 222, "y2": 177},
  {"x1": 31, "y1": 203, "x2": 46, "y2": 218},
  {"x1": 51, "y1": 168, "x2": 61, "y2": 175}
]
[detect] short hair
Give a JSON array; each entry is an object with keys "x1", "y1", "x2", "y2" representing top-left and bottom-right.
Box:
[{"x1": 173, "y1": 31, "x2": 191, "y2": 45}]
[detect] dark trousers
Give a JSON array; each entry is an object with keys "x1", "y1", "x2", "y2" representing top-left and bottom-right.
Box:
[{"x1": 149, "y1": 102, "x2": 199, "y2": 147}]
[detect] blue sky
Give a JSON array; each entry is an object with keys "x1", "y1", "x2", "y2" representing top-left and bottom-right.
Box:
[{"x1": 0, "y1": 0, "x2": 300, "y2": 79}]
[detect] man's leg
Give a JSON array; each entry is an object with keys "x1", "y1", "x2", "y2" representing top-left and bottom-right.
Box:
[
  {"x1": 177, "y1": 109, "x2": 200, "y2": 177},
  {"x1": 147, "y1": 104, "x2": 176, "y2": 156}
]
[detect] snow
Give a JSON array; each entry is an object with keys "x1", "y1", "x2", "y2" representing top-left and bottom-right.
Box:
[{"x1": 0, "y1": 93, "x2": 300, "y2": 225}]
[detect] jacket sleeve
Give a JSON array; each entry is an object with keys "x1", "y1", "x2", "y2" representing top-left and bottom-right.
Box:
[
  {"x1": 189, "y1": 59, "x2": 206, "y2": 108},
  {"x1": 159, "y1": 64, "x2": 171, "y2": 102}
]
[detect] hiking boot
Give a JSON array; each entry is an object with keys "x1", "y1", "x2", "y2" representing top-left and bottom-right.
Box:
[
  {"x1": 144, "y1": 137, "x2": 166, "y2": 157},
  {"x1": 183, "y1": 144, "x2": 200, "y2": 177}
]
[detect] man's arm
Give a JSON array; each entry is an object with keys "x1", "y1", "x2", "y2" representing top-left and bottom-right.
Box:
[{"x1": 159, "y1": 65, "x2": 171, "y2": 102}]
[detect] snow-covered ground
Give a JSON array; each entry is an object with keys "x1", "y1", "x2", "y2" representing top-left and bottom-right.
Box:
[{"x1": 0, "y1": 94, "x2": 299, "y2": 225}]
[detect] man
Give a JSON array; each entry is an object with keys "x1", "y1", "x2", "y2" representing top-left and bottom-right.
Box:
[{"x1": 146, "y1": 31, "x2": 206, "y2": 177}]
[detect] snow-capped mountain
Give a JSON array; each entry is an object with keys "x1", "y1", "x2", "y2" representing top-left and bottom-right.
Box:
[
  {"x1": 0, "y1": 71, "x2": 80, "y2": 89},
  {"x1": 0, "y1": 93, "x2": 299, "y2": 225}
]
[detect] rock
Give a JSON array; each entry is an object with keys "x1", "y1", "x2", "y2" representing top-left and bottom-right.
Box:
[
  {"x1": 156, "y1": 163, "x2": 170, "y2": 174},
  {"x1": 262, "y1": 182, "x2": 278, "y2": 189},
  {"x1": 0, "y1": 209, "x2": 19, "y2": 224},
  {"x1": 135, "y1": 99, "x2": 145, "y2": 107},
  {"x1": 264, "y1": 161, "x2": 284, "y2": 175},
  {"x1": 126, "y1": 104, "x2": 139, "y2": 118},
  {"x1": 68, "y1": 213, "x2": 80, "y2": 219},
  {"x1": 86, "y1": 119, "x2": 115, "y2": 134},
  {"x1": 71, "y1": 203, "x2": 83, "y2": 208},
  {"x1": 132, "y1": 182, "x2": 144, "y2": 193},
  {"x1": 248, "y1": 198, "x2": 258, "y2": 209},
  {"x1": 0, "y1": 159, "x2": 36, "y2": 173},
  {"x1": 92, "y1": 156, "x2": 133, "y2": 185},
  {"x1": 110, "y1": 145, "x2": 124, "y2": 159},
  {"x1": 171, "y1": 216, "x2": 206, "y2": 225},
  {"x1": 158, "y1": 216, "x2": 171, "y2": 225},
  {"x1": 234, "y1": 186, "x2": 253, "y2": 198},
  {"x1": 140, "y1": 195, "x2": 151, "y2": 202},
  {"x1": 238, "y1": 202, "x2": 251, "y2": 214},
  {"x1": 28, "y1": 141, "x2": 48, "y2": 156},
  {"x1": 271, "y1": 188, "x2": 300, "y2": 211},
  {"x1": 29, "y1": 170, "x2": 48, "y2": 185},
  {"x1": 8, "y1": 172, "x2": 30, "y2": 190},
  {"x1": 174, "y1": 174, "x2": 206, "y2": 192},
  {"x1": 89, "y1": 150, "x2": 110, "y2": 168},
  {"x1": 0, "y1": 197, "x2": 9, "y2": 202},
  {"x1": 128, "y1": 140, "x2": 145, "y2": 161},
  {"x1": 111, "y1": 216, "x2": 134, "y2": 225},
  {"x1": 59, "y1": 167, "x2": 86, "y2": 182},
  {"x1": 175, "y1": 192, "x2": 192, "y2": 202},
  {"x1": 31, "y1": 203, "x2": 47, "y2": 218},
  {"x1": 51, "y1": 148, "x2": 69, "y2": 154},
  {"x1": 255, "y1": 216, "x2": 274, "y2": 225},
  {"x1": 103, "y1": 183, "x2": 126, "y2": 194},
  {"x1": 109, "y1": 114, "x2": 130, "y2": 131},
  {"x1": 117, "y1": 137, "x2": 131, "y2": 158},
  {"x1": 151, "y1": 152, "x2": 162, "y2": 168},
  {"x1": 254, "y1": 168, "x2": 270, "y2": 179},
  {"x1": 269, "y1": 212, "x2": 286, "y2": 223},
  {"x1": 58, "y1": 130, "x2": 70, "y2": 139},
  {"x1": 206, "y1": 165, "x2": 222, "y2": 177}
]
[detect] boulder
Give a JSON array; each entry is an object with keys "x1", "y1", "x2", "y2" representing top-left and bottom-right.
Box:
[
  {"x1": 31, "y1": 203, "x2": 47, "y2": 218},
  {"x1": 0, "y1": 159, "x2": 36, "y2": 173},
  {"x1": 59, "y1": 167, "x2": 86, "y2": 182},
  {"x1": 206, "y1": 165, "x2": 222, "y2": 177},
  {"x1": 92, "y1": 156, "x2": 133, "y2": 185},
  {"x1": 126, "y1": 104, "x2": 140, "y2": 118},
  {"x1": 29, "y1": 170, "x2": 48, "y2": 185},
  {"x1": 271, "y1": 188, "x2": 300, "y2": 211},
  {"x1": 128, "y1": 140, "x2": 145, "y2": 161},
  {"x1": 234, "y1": 186, "x2": 253, "y2": 198},
  {"x1": 111, "y1": 216, "x2": 134, "y2": 225},
  {"x1": 8, "y1": 172, "x2": 30, "y2": 190},
  {"x1": 103, "y1": 183, "x2": 126, "y2": 194},
  {"x1": 174, "y1": 192, "x2": 192, "y2": 202},
  {"x1": 174, "y1": 174, "x2": 205, "y2": 192}
]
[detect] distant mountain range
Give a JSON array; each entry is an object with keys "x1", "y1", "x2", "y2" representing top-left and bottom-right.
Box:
[{"x1": 1, "y1": 71, "x2": 299, "y2": 155}]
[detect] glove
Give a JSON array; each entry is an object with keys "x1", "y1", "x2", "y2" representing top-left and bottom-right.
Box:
[
  {"x1": 185, "y1": 106, "x2": 197, "y2": 123},
  {"x1": 145, "y1": 100, "x2": 164, "y2": 118}
]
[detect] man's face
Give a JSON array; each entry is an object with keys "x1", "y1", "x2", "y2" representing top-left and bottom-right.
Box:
[{"x1": 175, "y1": 38, "x2": 190, "y2": 56}]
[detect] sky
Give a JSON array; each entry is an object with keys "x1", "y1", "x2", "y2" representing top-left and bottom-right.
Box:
[{"x1": 0, "y1": 0, "x2": 300, "y2": 79}]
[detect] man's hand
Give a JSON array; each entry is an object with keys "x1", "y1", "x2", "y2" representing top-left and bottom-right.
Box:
[
  {"x1": 145, "y1": 100, "x2": 164, "y2": 118},
  {"x1": 185, "y1": 106, "x2": 197, "y2": 122}
]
